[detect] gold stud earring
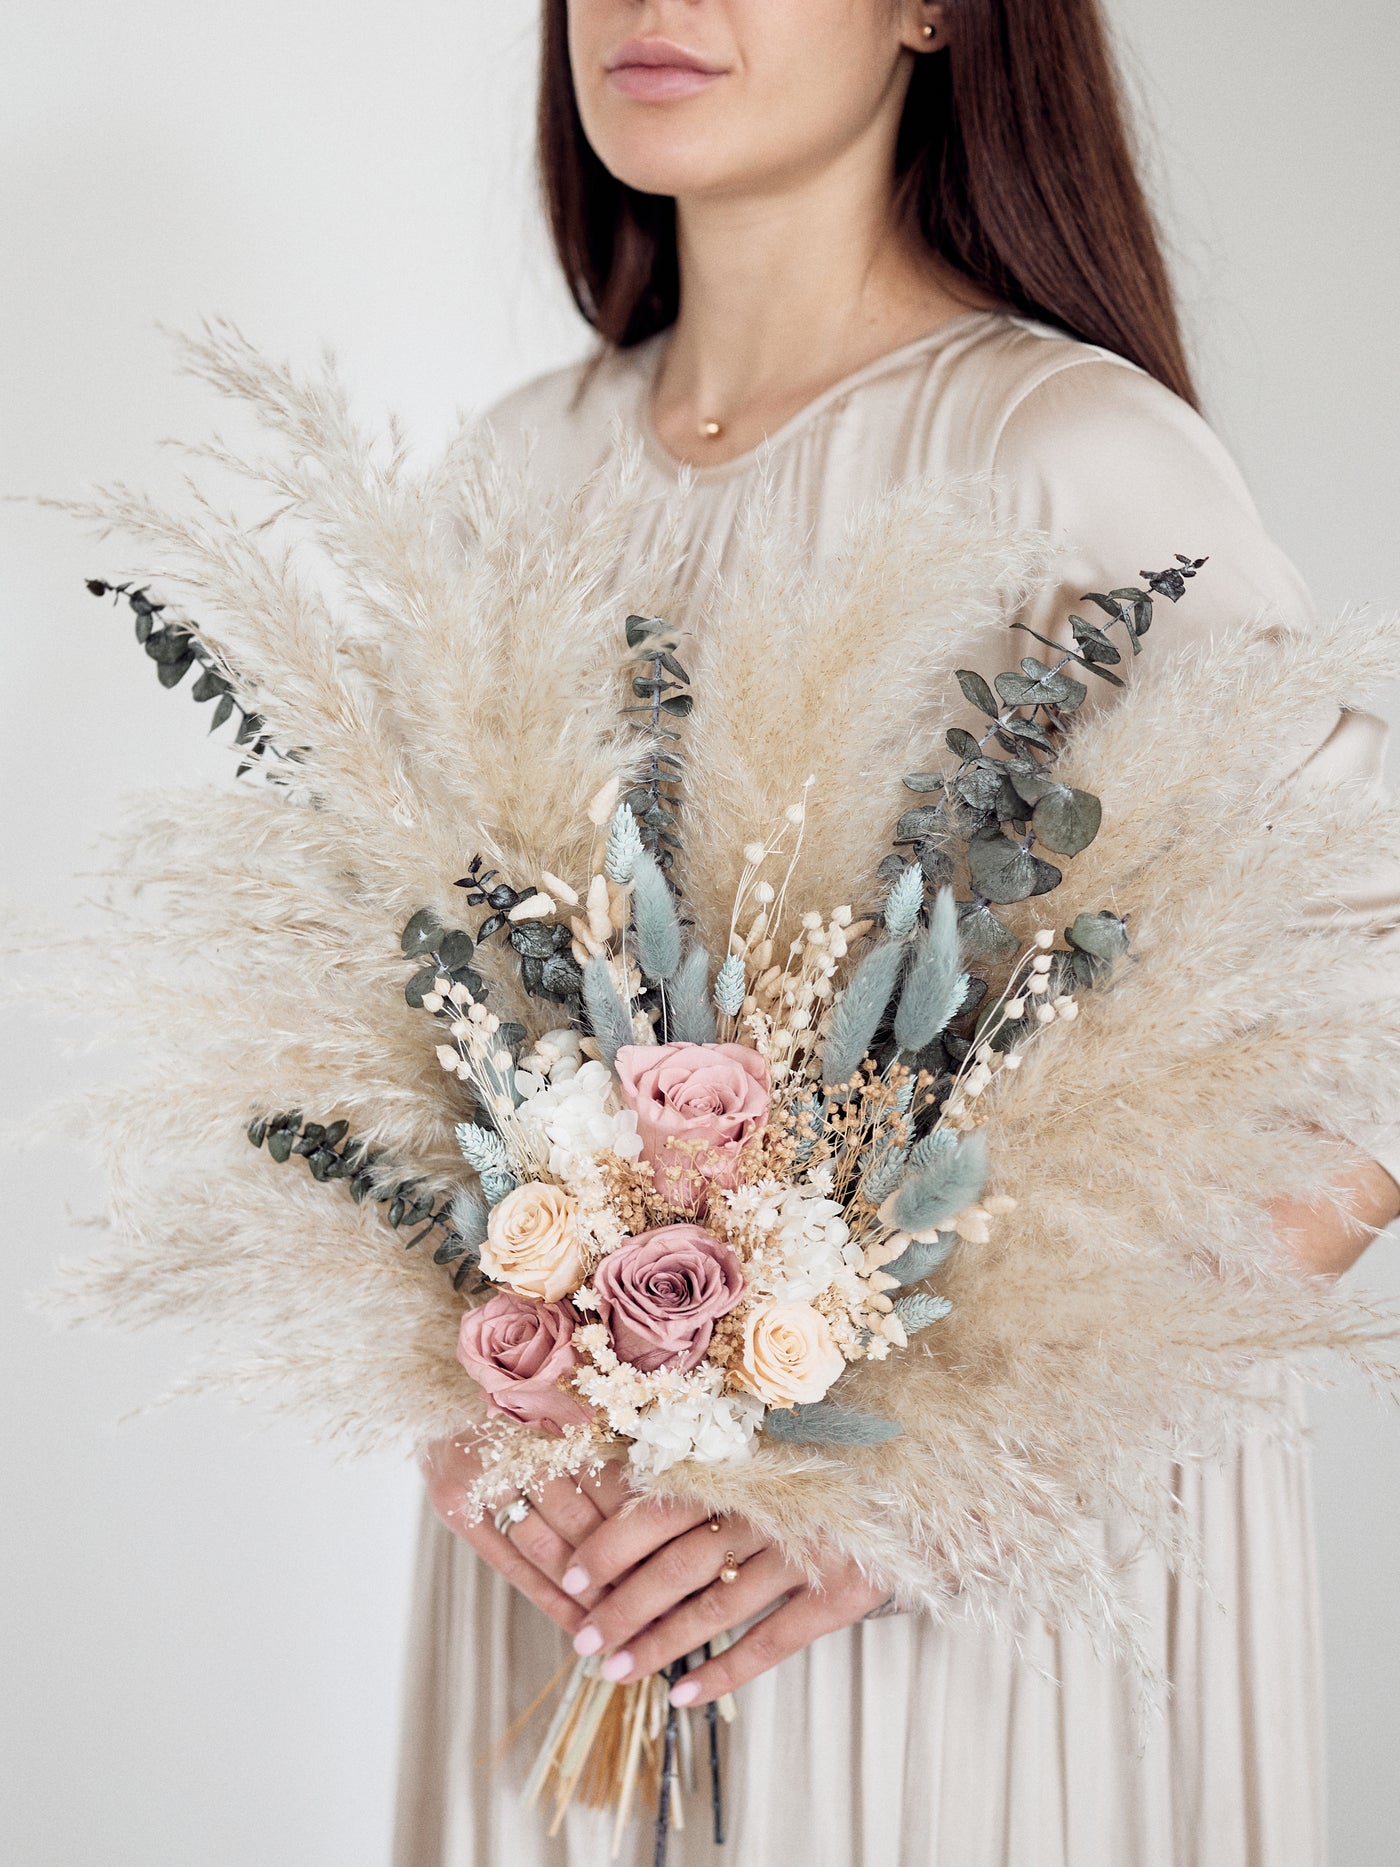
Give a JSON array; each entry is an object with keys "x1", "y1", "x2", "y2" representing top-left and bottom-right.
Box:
[{"x1": 922, "y1": 22, "x2": 935, "y2": 37}]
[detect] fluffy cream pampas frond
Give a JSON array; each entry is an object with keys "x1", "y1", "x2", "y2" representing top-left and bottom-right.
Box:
[{"x1": 13, "y1": 326, "x2": 1400, "y2": 1669}]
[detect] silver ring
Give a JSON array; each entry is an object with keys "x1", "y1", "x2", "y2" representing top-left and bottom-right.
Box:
[
  {"x1": 493, "y1": 1496, "x2": 533, "y2": 1536},
  {"x1": 863, "y1": 1593, "x2": 902, "y2": 1621}
]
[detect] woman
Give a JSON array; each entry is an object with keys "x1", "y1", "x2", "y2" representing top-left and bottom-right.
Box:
[{"x1": 397, "y1": 4, "x2": 1400, "y2": 1862}]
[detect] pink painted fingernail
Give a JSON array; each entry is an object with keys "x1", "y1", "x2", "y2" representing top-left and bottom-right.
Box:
[
  {"x1": 601, "y1": 1650, "x2": 634, "y2": 1683},
  {"x1": 573, "y1": 1625, "x2": 603, "y2": 1656},
  {"x1": 561, "y1": 1566, "x2": 590, "y2": 1595},
  {"x1": 669, "y1": 1679, "x2": 701, "y2": 1708}
]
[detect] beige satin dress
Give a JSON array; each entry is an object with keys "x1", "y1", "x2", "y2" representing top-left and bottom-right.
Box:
[{"x1": 394, "y1": 310, "x2": 1395, "y2": 1867}]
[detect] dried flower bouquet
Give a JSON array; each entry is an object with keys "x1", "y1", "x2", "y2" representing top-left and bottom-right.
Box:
[{"x1": 24, "y1": 326, "x2": 1400, "y2": 1717}]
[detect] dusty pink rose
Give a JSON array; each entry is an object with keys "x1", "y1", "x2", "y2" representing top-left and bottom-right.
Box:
[
  {"x1": 594, "y1": 1224, "x2": 745, "y2": 1373},
  {"x1": 456, "y1": 1292, "x2": 593, "y2": 1435},
  {"x1": 614, "y1": 1041, "x2": 770, "y2": 1212}
]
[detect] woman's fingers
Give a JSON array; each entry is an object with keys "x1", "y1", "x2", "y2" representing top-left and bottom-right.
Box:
[
  {"x1": 593, "y1": 1547, "x2": 799, "y2": 1683},
  {"x1": 578, "y1": 1459, "x2": 635, "y2": 1520},
  {"x1": 560, "y1": 1495, "x2": 714, "y2": 1599},
  {"x1": 532, "y1": 1473, "x2": 606, "y2": 1547},
  {"x1": 499, "y1": 1499, "x2": 582, "y2": 1591},
  {"x1": 420, "y1": 1432, "x2": 604, "y2": 1627},
  {"x1": 459, "y1": 1518, "x2": 587, "y2": 1636},
  {"x1": 666, "y1": 1570, "x2": 892, "y2": 1708},
  {"x1": 571, "y1": 1522, "x2": 776, "y2": 1667}
]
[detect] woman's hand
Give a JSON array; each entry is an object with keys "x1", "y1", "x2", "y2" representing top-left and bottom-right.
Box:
[
  {"x1": 560, "y1": 1499, "x2": 890, "y2": 1707},
  {"x1": 420, "y1": 1432, "x2": 633, "y2": 1634},
  {"x1": 1266, "y1": 1140, "x2": 1400, "y2": 1278}
]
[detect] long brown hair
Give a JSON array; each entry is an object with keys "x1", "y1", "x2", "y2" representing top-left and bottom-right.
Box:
[{"x1": 537, "y1": 0, "x2": 1198, "y2": 408}]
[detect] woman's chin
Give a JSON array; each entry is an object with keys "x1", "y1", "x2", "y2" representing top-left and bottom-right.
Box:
[{"x1": 584, "y1": 109, "x2": 755, "y2": 200}]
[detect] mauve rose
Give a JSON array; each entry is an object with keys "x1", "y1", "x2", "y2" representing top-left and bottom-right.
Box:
[
  {"x1": 456, "y1": 1292, "x2": 593, "y2": 1435},
  {"x1": 594, "y1": 1224, "x2": 745, "y2": 1373},
  {"x1": 614, "y1": 1042, "x2": 770, "y2": 1213}
]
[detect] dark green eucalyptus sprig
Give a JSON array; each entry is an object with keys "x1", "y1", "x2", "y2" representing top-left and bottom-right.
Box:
[
  {"x1": 246, "y1": 1109, "x2": 490, "y2": 1292},
  {"x1": 893, "y1": 556, "x2": 1206, "y2": 906},
  {"x1": 452, "y1": 858, "x2": 585, "y2": 1009},
  {"x1": 894, "y1": 561, "x2": 1195, "y2": 932},
  {"x1": 874, "y1": 558, "x2": 1204, "y2": 1070},
  {"x1": 620, "y1": 614, "x2": 690, "y2": 881},
  {"x1": 86, "y1": 579, "x2": 303, "y2": 778},
  {"x1": 400, "y1": 906, "x2": 488, "y2": 1010}
]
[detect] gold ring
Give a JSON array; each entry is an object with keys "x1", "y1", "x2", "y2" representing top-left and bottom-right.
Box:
[{"x1": 718, "y1": 1551, "x2": 740, "y2": 1585}]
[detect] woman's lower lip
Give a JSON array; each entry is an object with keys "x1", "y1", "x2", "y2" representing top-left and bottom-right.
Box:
[{"x1": 607, "y1": 65, "x2": 722, "y2": 102}]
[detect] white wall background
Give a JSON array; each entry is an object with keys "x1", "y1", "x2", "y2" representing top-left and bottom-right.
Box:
[{"x1": 2, "y1": 3, "x2": 1397, "y2": 1862}]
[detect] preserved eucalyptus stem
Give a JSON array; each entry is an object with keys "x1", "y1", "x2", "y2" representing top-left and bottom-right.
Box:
[{"x1": 86, "y1": 578, "x2": 303, "y2": 776}]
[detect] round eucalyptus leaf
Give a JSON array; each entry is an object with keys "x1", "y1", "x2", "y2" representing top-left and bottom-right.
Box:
[
  {"x1": 954, "y1": 764, "x2": 1005, "y2": 811},
  {"x1": 437, "y1": 929, "x2": 475, "y2": 970},
  {"x1": 401, "y1": 908, "x2": 445, "y2": 957},
  {"x1": 404, "y1": 962, "x2": 439, "y2": 1008},
  {"x1": 1032, "y1": 786, "x2": 1102, "y2": 856},
  {"x1": 1065, "y1": 910, "x2": 1131, "y2": 959},
  {"x1": 895, "y1": 805, "x2": 944, "y2": 843},
  {"x1": 967, "y1": 832, "x2": 1039, "y2": 904},
  {"x1": 267, "y1": 1128, "x2": 295, "y2": 1164},
  {"x1": 901, "y1": 771, "x2": 945, "y2": 793},
  {"x1": 945, "y1": 727, "x2": 981, "y2": 760},
  {"x1": 957, "y1": 900, "x2": 1020, "y2": 961},
  {"x1": 1027, "y1": 856, "x2": 1065, "y2": 896}
]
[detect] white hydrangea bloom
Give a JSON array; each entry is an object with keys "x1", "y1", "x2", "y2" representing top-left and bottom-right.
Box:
[
  {"x1": 764, "y1": 1186, "x2": 863, "y2": 1303},
  {"x1": 515, "y1": 1058, "x2": 643, "y2": 1176},
  {"x1": 627, "y1": 1385, "x2": 764, "y2": 1476}
]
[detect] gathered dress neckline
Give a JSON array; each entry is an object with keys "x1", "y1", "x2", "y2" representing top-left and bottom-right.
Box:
[{"x1": 633, "y1": 307, "x2": 1004, "y2": 484}]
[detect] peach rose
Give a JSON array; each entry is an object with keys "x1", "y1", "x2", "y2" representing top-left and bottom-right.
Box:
[
  {"x1": 457, "y1": 1292, "x2": 592, "y2": 1434},
  {"x1": 614, "y1": 1042, "x2": 770, "y2": 1213},
  {"x1": 734, "y1": 1300, "x2": 846, "y2": 1408},
  {"x1": 594, "y1": 1223, "x2": 745, "y2": 1373},
  {"x1": 480, "y1": 1182, "x2": 585, "y2": 1302}
]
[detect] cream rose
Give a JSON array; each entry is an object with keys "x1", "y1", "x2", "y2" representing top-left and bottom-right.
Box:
[
  {"x1": 734, "y1": 1300, "x2": 846, "y2": 1408},
  {"x1": 480, "y1": 1182, "x2": 586, "y2": 1302}
]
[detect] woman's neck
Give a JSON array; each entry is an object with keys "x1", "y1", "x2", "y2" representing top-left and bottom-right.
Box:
[{"x1": 649, "y1": 149, "x2": 989, "y2": 468}]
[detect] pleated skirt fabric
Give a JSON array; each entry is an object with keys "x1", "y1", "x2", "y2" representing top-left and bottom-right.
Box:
[{"x1": 392, "y1": 1389, "x2": 1326, "y2": 1867}]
